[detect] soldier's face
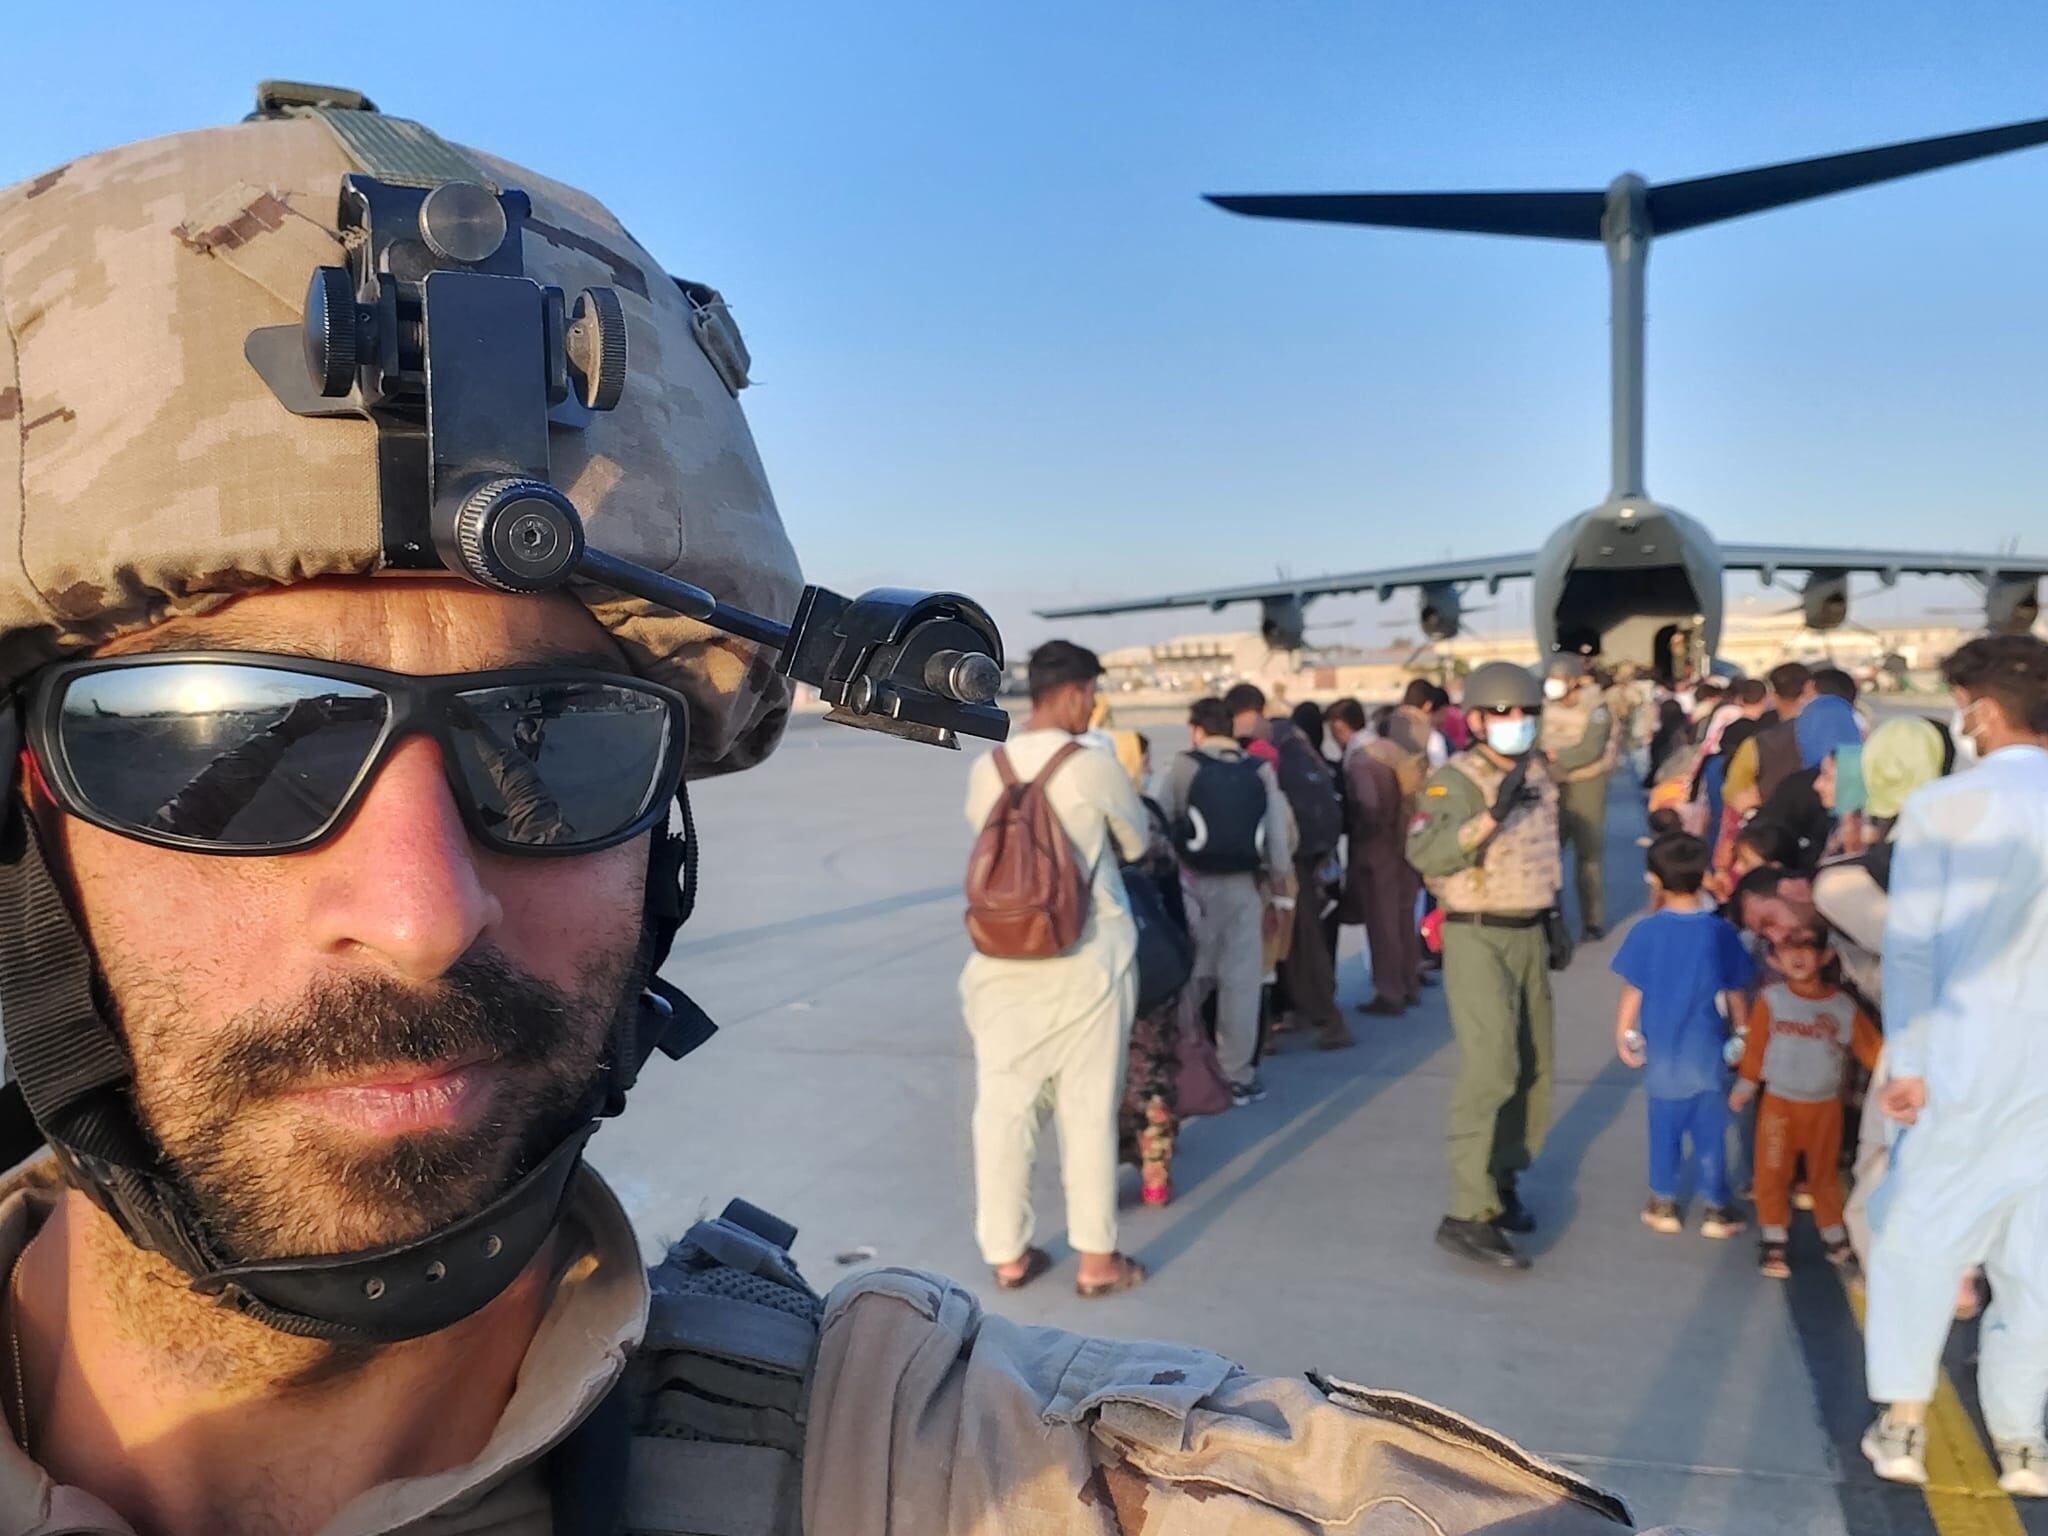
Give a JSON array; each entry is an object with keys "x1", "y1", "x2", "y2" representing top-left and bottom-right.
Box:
[{"x1": 43, "y1": 580, "x2": 645, "y2": 1261}]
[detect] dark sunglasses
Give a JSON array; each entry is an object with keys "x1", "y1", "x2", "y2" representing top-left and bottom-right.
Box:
[{"x1": 24, "y1": 653, "x2": 689, "y2": 857}]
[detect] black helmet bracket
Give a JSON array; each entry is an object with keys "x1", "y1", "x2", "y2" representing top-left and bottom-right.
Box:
[
  {"x1": 242, "y1": 164, "x2": 1009, "y2": 751},
  {"x1": 0, "y1": 87, "x2": 1009, "y2": 1343}
]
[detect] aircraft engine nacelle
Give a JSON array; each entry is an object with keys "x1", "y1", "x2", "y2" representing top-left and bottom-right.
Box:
[
  {"x1": 1801, "y1": 571, "x2": 1851, "y2": 631},
  {"x1": 1986, "y1": 575, "x2": 2041, "y2": 634},
  {"x1": 1260, "y1": 594, "x2": 1308, "y2": 650},
  {"x1": 1417, "y1": 582, "x2": 1463, "y2": 640}
]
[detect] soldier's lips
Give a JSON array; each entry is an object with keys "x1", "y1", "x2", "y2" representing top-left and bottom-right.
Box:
[{"x1": 283, "y1": 1058, "x2": 500, "y2": 1136}]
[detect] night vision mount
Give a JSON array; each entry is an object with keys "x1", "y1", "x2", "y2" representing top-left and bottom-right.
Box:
[{"x1": 246, "y1": 172, "x2": 1006, "y2": 749}]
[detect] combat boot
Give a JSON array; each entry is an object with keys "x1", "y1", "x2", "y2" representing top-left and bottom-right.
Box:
[
  {"x1": 1491, "y1": 1183, "x2": 1537, "y2": 1234},
  {"x1": 1435, "y1": 1217, "x2": 1530, "y2": 1270}
]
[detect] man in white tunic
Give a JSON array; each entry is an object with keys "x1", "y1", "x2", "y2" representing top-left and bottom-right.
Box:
[
  {"x1": 1864, "y1": 634, "x2": 2048, "y2": 1497},
  {"x1": 960, "y1": 642, "x2": 1148, "y2": 1296}
]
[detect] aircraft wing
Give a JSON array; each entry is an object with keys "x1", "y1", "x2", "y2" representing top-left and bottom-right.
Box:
[
  {"x1": 1718, "y1": 545, "x2": 2048, "y2": 582},
  {"x1": 1035, "y1": 553, "x2": 1539, "y2": 619}
]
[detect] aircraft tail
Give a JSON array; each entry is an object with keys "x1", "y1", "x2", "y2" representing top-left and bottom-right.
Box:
[
  {"x1": 1208, "y1": 112, "x2": 2048, "y2": 241},
  {"x1": 1205, "y1": 190, "x2": 1606, "y2": 241}
]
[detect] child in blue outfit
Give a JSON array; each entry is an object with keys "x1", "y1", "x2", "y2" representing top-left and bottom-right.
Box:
[{"x1": 1613, "y1": 833, "x2": 1757, "y2": 1237}]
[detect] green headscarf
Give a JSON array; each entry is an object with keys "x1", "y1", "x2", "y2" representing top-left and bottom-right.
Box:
[{"x1": 1863, "y1": 716, "x2": 1947, "y2": 821}]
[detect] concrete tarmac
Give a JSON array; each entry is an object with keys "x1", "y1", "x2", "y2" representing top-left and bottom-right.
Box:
[{"x1": 592, "y1": 716, "x2": 2040, "y2": 1536}]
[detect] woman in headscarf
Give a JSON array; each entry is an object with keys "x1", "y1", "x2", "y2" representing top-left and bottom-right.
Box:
[
  {"x1": 1648, "y1": 696, "x2": 1691, "y2": 782},
  {"x1": 1290, "y1": 700, "x2": 1327, "y2": 758},
  {"x1": 1108, "y1": 730, "x2": 1194, "y2": 1205},
  {"x1": 1752, "y1": 693, "x2": 1867, "y2": 872},
  {"x1": 1813, "y1": 714, "x2": 1965, "y2": 1295},
  {"x1": 1814, "y1": 715, "x2": 1953, "y2": 994},
  {"x1": 1795, "y1": 692, "x2": 1864, "y2": 771}
]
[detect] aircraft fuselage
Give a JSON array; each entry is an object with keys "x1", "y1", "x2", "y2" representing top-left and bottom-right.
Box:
[{"x1": 1534, "y1": 499, "x2": 1724, "y2": 677}]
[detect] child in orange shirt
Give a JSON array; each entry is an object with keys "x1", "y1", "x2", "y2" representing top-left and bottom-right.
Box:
[{"x1": 1730, "y1": 923, "x2": 1881, "y2": 1280}]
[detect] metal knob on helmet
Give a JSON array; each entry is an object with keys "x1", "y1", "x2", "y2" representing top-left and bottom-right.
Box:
[
  {"x1": 303, "y1": 266, "x2": 361, "y2": 398},
  {"x1": 565, "y1": 287, "x2": 628, "y2": 412},
  {"x1": 447, "y1": 478, "x2": 587, "y2": 593},
  {"x1": 418, "y1": 180, "x2": 510, "y2": 265},
  {"x1": 924, "y1": 648, "x2": 1002, "y2": 705}
]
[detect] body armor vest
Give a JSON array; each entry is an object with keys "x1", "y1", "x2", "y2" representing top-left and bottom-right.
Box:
[
  {"x1": 1434, "y1": 751, "x2": 1562, "y2": 914},
  {"x1": 1540, "y1": 694, "x2": 1610, "y2": 785}
]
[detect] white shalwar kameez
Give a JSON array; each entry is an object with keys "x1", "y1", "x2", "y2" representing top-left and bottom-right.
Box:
[
  {"x1": 1868, "y1": 744, "x2": 2048, "y2": 1441},
  {"x1": 960, "y1": 731, "x2": 1146, "y2": 1267}
]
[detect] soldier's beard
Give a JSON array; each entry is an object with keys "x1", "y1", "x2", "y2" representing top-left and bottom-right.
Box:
[{"x1": 121, "y1": 952, "x2": 631, "y2": 1264}]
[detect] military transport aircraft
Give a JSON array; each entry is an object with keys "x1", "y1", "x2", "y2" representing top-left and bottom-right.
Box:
[{"x1": 1039, "y1": 115, "x2": 2048, "y2": 678}]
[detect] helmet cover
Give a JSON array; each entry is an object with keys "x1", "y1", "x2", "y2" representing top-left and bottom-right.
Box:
[{"x1": 0, "y1": 113, "x2": 803, "y2": 774}]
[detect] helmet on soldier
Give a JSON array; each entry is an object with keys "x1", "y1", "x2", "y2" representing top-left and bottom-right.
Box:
[
  {"x1": 0, "y1": 85, "x2": 802, "y2": 1345},
  {"x1": 1541, "y1": 652, "x2": 1589, "y2": 702},
  {"x1": 1460, "y1": 661, "x2": 1544, "y2": 713}
]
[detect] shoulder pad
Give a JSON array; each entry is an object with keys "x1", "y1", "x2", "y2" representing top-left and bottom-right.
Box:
[
  {"x1": 642, "y1": 1205, "x2": 822, "y2": 1373},
  {"x1": 619, "y1": 1201, "x2": 821, "y2": 1534}
]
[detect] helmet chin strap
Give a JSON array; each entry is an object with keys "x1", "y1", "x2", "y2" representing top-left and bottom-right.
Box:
[
  {"x1": 0, "y1": 750, "x2": 715, "y2": 1345},
  {"x1": 193, "y1": 1121, "x2": 598, "y2": 1341}
]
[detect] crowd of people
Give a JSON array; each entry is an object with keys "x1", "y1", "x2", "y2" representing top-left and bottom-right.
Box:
[
  {"x1": 960, "y1": 632, "x2": 2048, "y2": 1498},
  {"x1": 956, "y1": 646, "x2": 1619, "y2": 1285},
  {"x1": 1616, "y1": 638, "x2": 2048, "y2": 1497}
]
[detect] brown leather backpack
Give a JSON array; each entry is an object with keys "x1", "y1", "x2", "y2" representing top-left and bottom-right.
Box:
[{"x1": 964, "y1": 743, "x2": 1091, "y2": 959}]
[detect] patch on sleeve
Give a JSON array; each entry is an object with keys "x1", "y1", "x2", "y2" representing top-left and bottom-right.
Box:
[
  {"x1": 1425, "y1": 784, "x2": 1449, "y2": 797},
  {"x1": 1409, "y1": 813, "x2": 1431, "y2": 836}
]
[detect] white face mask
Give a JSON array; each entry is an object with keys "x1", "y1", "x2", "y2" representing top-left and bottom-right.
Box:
[
  {"x1": 1486, "y1": 717, "x2": 1539, "y2": 757},
  {"x1": 1951, "y1": 702, "x2": 1982, "y2": 766},
  {"x1": 1543, "y1": 677, "x2": 1570, "y2": 702}
]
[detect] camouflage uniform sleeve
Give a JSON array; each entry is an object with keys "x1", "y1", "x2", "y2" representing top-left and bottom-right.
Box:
[
  {"x1": 1405, "y1": 764, "x2": 1487, "y2": 879},
  {"x1": 1551, "y1": 704, "x2": 1613, "y2": 776},
  {"x1": 807, "y1": 1268, "x2": 1639, "y2": 1534}
]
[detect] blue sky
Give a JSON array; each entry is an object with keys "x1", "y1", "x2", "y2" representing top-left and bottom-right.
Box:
[{"x1": 7, "y1": 3, "x2": 2046, "y2": 651}]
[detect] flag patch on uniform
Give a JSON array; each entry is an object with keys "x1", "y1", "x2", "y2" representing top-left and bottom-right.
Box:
[{"x1": 1425, "y1": 784, "x2": 1449, "y2": 797}]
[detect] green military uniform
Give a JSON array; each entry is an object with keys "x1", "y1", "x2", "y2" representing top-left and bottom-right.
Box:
[
  {"x1": 1541, "y1": 685, "x2": 1613, "y2": 934},
  {"x1": 1603, "y1": 681, "x2": 1642, "y2": 770},
  {"x1": 1407, "y1": 749, "x2": 1563, "y2": 1223}
]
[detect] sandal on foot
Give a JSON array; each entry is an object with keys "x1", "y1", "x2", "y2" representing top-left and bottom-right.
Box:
[
  {"x1": 993, "y1": 1247, "x2": 1052, "y2": 1291},
  {"x1": 1076, "y1": 1254, "x2": 1147, "y2": 1298}
]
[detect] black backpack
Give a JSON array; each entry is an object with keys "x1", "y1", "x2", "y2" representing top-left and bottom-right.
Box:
[
  {"x1": 1174, "y1": 752, "x2": 1268, "y2": 874},
  {"x1": 1268, "y1": 720, "x2": 1342, "y2": 859},
  {"x1": 1123, "y1": 798, "x2": 1196, "y2": 1015}
]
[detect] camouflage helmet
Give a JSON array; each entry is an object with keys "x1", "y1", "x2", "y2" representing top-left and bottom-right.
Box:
[
  {"x1": 0, "y1": 91, "x2": 802, "y2": 775},
  {"x1": 1460, "y1": 660, "x2": 1544, "y2": 712}
]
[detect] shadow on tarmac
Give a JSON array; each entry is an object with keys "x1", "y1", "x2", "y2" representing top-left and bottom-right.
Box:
[
  {"x1": 1520, "y1": 1056, "x2": 1639, "y2": 1257},
  {"x1": 1134, "y1": 994, "x2": 1453, "y2": 1279}
]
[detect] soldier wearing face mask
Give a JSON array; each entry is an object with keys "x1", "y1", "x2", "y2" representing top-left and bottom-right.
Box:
[
  {"x1": 1407, "y1": 663, "x2": 1564, "y2": 1271},
  {"x1": 1540, "y1": 653, "x2": 1614, "y2": 942}
]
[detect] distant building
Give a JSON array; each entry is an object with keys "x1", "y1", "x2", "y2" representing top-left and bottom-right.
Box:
[{"x1": 1083, "y1": 604, "x2": 2005, "y2": 709}]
